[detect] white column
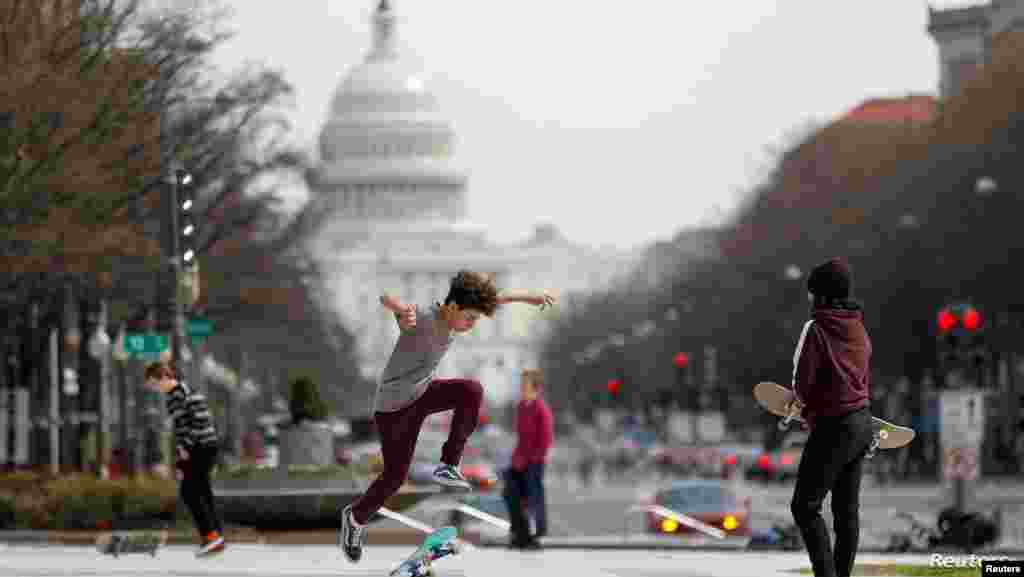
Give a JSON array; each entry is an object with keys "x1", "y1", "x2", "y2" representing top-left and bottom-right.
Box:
[
  {"x1": 49, "y1": 329, "x2": 60, "y2": 474},
  {"x1": 14, "y1": 387, "x2": 28, "y2": 466}
]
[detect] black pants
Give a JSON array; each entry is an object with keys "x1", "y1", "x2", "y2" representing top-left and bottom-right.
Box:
[
  {"x1": 791, "y1": 407, "x2": 874, "y2": 577},
  {"x1": 503, "y1": 463, "x2": 547, "y2": 543},
  {"x1": 178, "y1": 445, "x2": 223, "y2": 538}
]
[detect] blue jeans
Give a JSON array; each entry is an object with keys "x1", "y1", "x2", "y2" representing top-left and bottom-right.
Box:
[
  {"x1": 503, "y1": 463, "x2": 547, "y2": 541},
  {"x1": 525, "y1": 463, "x2": 547, "y2": 536}
]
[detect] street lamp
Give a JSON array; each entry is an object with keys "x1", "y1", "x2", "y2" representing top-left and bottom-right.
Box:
[
  {"x1": 975, "y1": 176, "x2": 997, "y2": 197},
  {"x1": 88, "y1": 326, "x2": 111, "y2": 359},
  {"x1": 88, "y1": 318, "x2": 111, "y2": 479}
]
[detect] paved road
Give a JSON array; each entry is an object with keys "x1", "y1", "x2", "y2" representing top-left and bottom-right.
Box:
[
  {"x1": 383, "y1": 475, "x2": 1024, "y2": 550},
  {"x1": 0, "y1": 542, "x2": 952, "y2": 577}
]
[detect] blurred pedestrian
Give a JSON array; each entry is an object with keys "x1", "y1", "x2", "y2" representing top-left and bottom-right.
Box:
[
  {"x1": 789, "y1": 258, "x2": 874, "y2": 577},
  {"x1": 144, "y1": 361, "x2": 224, "y2": 557},
  {"x1": 504, "y1": 368, "x2": 554, "y2": 549}
]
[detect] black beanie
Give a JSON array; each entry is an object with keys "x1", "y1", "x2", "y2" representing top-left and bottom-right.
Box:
[{"x1": 807, "y1": 258, "x2": 852, "y2": 299}]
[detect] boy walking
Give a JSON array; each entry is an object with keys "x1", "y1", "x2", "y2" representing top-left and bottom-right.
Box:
[
  {"x1": 144, "y1": 361, "x2": 225, "y2": 557},
  {"x1": 503, "y1": 368, "x2": 554, "y2": 549},
  {"x1": 340, "y1": 270, "x2": 556, "y2": 564},
  {"x1": 790, "y1": 258, "x2": 874, "y2": 577}
]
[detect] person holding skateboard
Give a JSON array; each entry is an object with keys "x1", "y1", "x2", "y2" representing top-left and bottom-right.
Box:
[
  {"x1": 340, "y1": 270, "x2": 557, "y2": 564},
  {"x1": 144, "y1": 361, "x2": 225, "y2": 557},
  {"x1": 790, "y1": 258, "x2": 874, "y2": 577}
]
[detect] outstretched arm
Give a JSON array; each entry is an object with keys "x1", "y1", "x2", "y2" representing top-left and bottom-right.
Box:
[
  {"x1": 497, "y1": 289, "x2": 557, "y2": 308},
  {"x1": 379, "y1": 292, "x2": 406, "y2": 313},
  {"x1": 381, "y1": 293, "x2": 417, "y2": 330}
]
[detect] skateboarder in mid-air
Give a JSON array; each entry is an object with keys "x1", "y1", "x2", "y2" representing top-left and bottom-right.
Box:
[
  {"x1": 339, "y1": 270, "x2": 556, "y2": 564},
  {"x1": 790, "y1": 258, "x2": 874, "y2": 577}
]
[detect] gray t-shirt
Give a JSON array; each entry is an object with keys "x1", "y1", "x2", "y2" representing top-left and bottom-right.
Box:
[{"x1": 374, "y1": 303, "x2": 455, "y2": 413}]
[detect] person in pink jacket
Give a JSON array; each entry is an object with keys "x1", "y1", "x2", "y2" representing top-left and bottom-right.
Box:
[{"x1": 503, "y1": 368, "x2": 554, "y2": 549}]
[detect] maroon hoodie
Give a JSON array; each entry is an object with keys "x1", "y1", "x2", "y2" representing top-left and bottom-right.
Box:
[
  {"x1": 792, "y1": 307, "x2": 872, "y2": 429},
  {"x1": 510, "y1": 397, "x2": 554, "y2": 470}
]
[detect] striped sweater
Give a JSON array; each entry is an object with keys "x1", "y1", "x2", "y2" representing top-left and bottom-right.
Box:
[{"x1": 166, "y1": 381, "x2": 219, "y2": 450}]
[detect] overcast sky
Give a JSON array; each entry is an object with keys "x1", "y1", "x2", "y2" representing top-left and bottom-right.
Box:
[{"x1": 201, "y1": 0, "x2": 969, "y2": 251}]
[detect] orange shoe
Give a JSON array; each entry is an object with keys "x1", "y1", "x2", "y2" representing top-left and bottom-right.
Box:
[{"x1": 196, "y1": 532, "x2": 225, "y2": 557}]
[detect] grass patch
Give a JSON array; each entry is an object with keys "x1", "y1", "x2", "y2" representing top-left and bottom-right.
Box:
[{"x1": 793, "y1": 564, "x2": 981, "y2": 576}]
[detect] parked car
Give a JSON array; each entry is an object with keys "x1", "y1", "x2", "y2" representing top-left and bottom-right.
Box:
[
  {"x1": 646, "y1": 479, "x2": 752, "y2": 537},
  {"x1": 715, "y1": 444, "x2": 762, "y2": 478},
  {"x1": 744, "y1": 434, "x2": 805, "y2": 482}
]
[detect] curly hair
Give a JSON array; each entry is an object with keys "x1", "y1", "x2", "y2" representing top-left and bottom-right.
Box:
[
  {"x1": 143, "y1": 361, "x2": 176, "y2": 381},
  {"x1": 444, "y1": 270, "x2": 499, "y2": 317}
]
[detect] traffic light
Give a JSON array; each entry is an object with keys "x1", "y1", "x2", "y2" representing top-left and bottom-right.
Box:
[
  {"x1": 607, "y1": 378, "x2": 623, "y2": 396},
  {"x1": 175, "y1": 168, "x2": 196, "y2": 269},
  {"x1": 937, "y1": 303, "x2": 986, "y2": 370},
  {"x1": 673, "y1": 352, "x2": 689, "y2": 369}
]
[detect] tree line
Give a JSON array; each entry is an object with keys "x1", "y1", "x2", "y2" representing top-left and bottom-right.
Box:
[
  {"x1": 0, "y1": 0, "x2": 367, "y2": 471},
  {"x1": 538, "y1": 30, "x2": 1024, "y2": 435}
]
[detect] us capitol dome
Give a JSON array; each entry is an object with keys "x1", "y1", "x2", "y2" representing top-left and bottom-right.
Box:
[
  {"x1": 309, "y1": 0, "x2": 477, "y2": 237},
  {"x1": 300, "y1": 0, "x2": 640, "y2": 406}
]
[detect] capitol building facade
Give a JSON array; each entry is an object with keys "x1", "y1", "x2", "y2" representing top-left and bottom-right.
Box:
[{"x1": 300, "y1": 1, "x2": 641, "y2": 409}]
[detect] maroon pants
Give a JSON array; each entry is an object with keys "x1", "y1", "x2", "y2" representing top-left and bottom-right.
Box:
[{"x1": 351, "y1": 378, "x2": 483, "y2": 524}]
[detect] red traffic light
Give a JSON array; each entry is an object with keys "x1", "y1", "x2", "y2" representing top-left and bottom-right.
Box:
[
  {"x1": 607, "y1": 378, "x2": 622, "y2": 395},
  {"x1": 673, "y1": 352, "x2": 690, "y2": 368},
  {"x1": 938, "y1": 309, "x2": 957, "y2": 333},
  {"x1": 962, "y1": 307, "x2": 982, "y2": 331}
]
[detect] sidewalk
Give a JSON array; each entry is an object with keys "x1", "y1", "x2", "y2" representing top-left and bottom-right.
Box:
[
  {"x1": 3, "y1": 526, "x2": 1020, "y2": 558},
  {"x1": 0, "y1": 525, "x2": 432, "y2": 547}
]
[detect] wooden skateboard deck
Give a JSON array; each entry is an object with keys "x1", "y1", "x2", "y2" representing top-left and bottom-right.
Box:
[
  {"x1": 753, "y1": 381, "x2": 915, "y2": 452},
  {"x1": 389, "y1": 526, "x2": 460, "y2": 577},
  {"x1": 95, "y1": 529, "x2": 169, "y2": 557}
]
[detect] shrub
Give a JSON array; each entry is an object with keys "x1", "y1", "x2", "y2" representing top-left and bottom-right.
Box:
[
  {"x1": 288, "y1": 376, "x2": 329, "y2": 425},
  {"x1": 0, "y1": 473, "x2": 180, "y2": 530},
  {"x1": 0, "y1": 495, "x2": 15, "y2": 529}
]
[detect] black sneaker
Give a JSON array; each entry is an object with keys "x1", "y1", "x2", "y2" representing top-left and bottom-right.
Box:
[
  {"x1": 432, "y1": 464, "x2": 472, "y2": 490},
  {"x1": 340, "y1": 505, "x2": 366, "y2": 563}
]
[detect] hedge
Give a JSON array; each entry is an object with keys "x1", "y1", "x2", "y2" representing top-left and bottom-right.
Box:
[{"x1": 0, "y1": 471, "x2": 183, "y2": 530}]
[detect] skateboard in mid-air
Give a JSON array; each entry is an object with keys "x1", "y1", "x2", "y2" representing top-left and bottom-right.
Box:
[
  {"x1": 389, "y1": 525, "x2": 460, "y2": 577},
  {"x1": 753, "y1": 381, "x2": 915, "y2": 458},
  {"x1": 95, "y1": 528, "x2": 169, "y2": 557}
]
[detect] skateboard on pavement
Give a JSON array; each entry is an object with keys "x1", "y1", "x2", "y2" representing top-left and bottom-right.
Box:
[
  {"x1": 753, "y1": 381, "x2": 915, "y2": 458},
  {"x1": 95, "y1": 528, "x2": 169, "y2": 557},
  {"x1": 389, "y1": 525, "x2": 460, "y2": 577}
]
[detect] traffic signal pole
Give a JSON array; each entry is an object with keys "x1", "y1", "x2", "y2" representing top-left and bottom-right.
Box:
[{"x1": 167, "y1": 164, "x2": 184, "y2": 378}]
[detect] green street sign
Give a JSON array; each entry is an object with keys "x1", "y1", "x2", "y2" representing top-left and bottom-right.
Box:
[
  {"x1": 124, "y1": 333, "x2": 169, "y2": 356},
  {"x1": 187, "y1": 317, "x2": 213, "y2": 338},
  {"x1": 136, "y1": 351, "x2": 163, "y2": 362}
]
